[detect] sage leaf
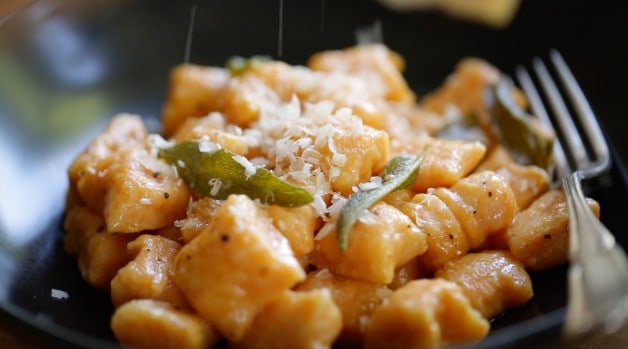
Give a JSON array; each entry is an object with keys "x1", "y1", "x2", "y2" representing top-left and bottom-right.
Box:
[
  {"x1": 226, "y1": 55, "x2": 272, "y2": 76},
  {"x1": 158, "y1": 140, "x2": 313, "y2": 207},
  {"x1": 489, "y1": 78, "x2": 555, "y2": 171},
  {"x1": 336, "y1": 153, "x2": 424, "y2": 251}
]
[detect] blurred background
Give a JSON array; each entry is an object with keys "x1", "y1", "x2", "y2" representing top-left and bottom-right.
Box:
[{"x1": 1, "y1": 0, "x2": 626, "y2": 160}]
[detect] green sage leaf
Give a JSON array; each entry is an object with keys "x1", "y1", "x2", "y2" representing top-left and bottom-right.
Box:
[
  {"x1": 336, "y1": 153, "x2": 425, "y2": 251},
  {"x1": 489, "y1": 78, "x2": 555, "y2": 171},
  {"x1": 226, "y1": 55, "x2": 272, "y2": 76},
  {"x1": 158, "y1": 140, "x2": 313, "y2": 207}
]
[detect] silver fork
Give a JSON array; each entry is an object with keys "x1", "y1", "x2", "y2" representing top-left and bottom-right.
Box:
[{"x1": 515, "y1": 50, "x2": 628, "y2": 339}]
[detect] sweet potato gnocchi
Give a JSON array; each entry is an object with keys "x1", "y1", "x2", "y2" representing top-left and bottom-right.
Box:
[{"x1": 64, "y1": 44, "x2": 601, "y2": 348}]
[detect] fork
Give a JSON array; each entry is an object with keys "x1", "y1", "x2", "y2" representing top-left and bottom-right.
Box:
[{"x1": 514, "y1": 50, "x2": 628, "y2": 339}]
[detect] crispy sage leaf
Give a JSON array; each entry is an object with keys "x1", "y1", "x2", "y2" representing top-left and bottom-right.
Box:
[
  {"x1": 226, "y1": 55, "x2": 271, "y2": 76},
  {"x1": 336, "y1": 154, "x2": 424, "y2": 251},
  {"x1": 489, "y1": 78, "x2": 555, "y2": 171},
  {"x1": 158, "y1": 140, "x2": 313, "y2": 207}
]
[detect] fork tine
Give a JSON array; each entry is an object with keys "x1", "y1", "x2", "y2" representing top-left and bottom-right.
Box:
[
  {"x1": 532, "y1": 57, "x2": 590, "y2": 169},
  {"x1": 549, "y1": 50, "x2": 611, "y2": 177},
  {"x1": 515, "y1": 65, "x2": 571, "y2": 180}
]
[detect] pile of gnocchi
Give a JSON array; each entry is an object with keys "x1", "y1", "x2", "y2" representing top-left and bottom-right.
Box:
[{"x1": 64, "y1": 44, "x2": 600, "y2": 349}]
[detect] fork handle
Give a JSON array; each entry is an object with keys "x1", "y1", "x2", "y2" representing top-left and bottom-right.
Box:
[{"x1": 562, "y1": 171, "x2": 628, "y2": 337}]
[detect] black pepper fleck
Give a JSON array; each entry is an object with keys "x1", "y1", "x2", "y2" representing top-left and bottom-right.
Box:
[
  {"x1": 544, "y1": 234, "x2": 552, "y2": 239},
  {"x1": 488, "y1": 191, "x2": 493, "y2": 197},
  {"x1": 220, "y1": 234, "x2": 230, "y2": 243},
  {"x1": 164, "y1": 192, "x2": 170, "y2": 199},
  {"x1": 472, "y1": 210, "x2": 477, "y2": 215},
  {"x1": 449, "y1": 234, "x2": 454, "y2": 240},
  {"x1": 152, "y1": 171, "x2": 161, "y2": 178}
]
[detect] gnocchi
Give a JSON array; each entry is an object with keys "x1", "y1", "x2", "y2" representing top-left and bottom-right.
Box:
[{"x1": 64, "y1": 44, "x2": 602, "y2": 348}]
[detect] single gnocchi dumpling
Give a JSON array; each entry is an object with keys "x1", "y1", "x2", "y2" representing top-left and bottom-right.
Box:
[
  {"x1": 111, "y1": 299, "x2": 219, "y2": 349},
  {"x1": 363, "y1": 279, "x2": 490, "y2": 349},
  {"x1": 161, "y1": 64, "x2": 231, "y2": 136},
  {"x1": 476, "y1": 145, "x2": 550, "y2": 210},
  {"x1": 171, "y1": 112, "x2": 249, "y2": 156},
  {"x1": 435, "y1": 250, "x2": 533, "y2": 319},
  {"x1": 103, "y1": 148, "x2": 191, "y2": 233},
  {"x1": 68, "y1": 114, "x2": 148, "y2": 213},
  {"x1": 296, "y1": 269, "x2": 392, "y2": 346},
  {"x1": 506, "y1": 189, "x2": 600, "y2": 271},
  {"x1": 396, "y1": 192, "x2": 470, "y2": 272},
  {"x1": 311, "y1": 202, "x2": 427, "y2": 284},
  {"x1": 68, "y1": 114, "x2": 191, "y2": 234},
  {"x1": 234, "y1": 289, "x2": 342, "y2": 349},
  {"x1": 391, "y1": 136, "x2": 487, "y2": 192},
  {"x1": 420, "y1": 57, "x2": 503, "y2": 116},
  {"x1": 64, "y1": 206, "x2": 137, "y2": 289},
  {"x1": 173, "y1": 194, "x2": 305, "y2": 342},
  {"x1": 308, "y1": 44, "x2": 416, "y2": 104},
  {"x1": 111, "y1": 235, "x2": 188, "y2": 309},
  {"x1": 266, "y1": 204, "x2": 318, "y2": 258},
  {"x1": 434, "y1": 171, "x2": 518, "y2": 248}
]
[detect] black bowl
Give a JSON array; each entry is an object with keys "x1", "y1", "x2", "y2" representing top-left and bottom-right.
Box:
[{"x1": 1, "y1": 0, "x2": 627, "y2": 348}]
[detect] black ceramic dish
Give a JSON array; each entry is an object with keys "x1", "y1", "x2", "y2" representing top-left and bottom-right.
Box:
[{"x1": 1, "y1": 0, "x2": 627, "y2": 348}]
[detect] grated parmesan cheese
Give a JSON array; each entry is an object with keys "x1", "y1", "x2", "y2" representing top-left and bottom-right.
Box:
[
  {"x1": 314, "y1": 222, "x2": 335, "y2": 241},
  {"x1": 290, "y1": 162, "x2": 314, "y2": 181},
  {"x1": 50, "y1": 288, "x2": 70, "y2": 300},
  {"x1": 173, "y1": 219, "x2": 186, "y2": 228},
  {"x1": 326, "y1": 194, "x2": 346, "y2": 219},
  {"x1": 198, "y1": 135, "x2": 221, "y2": 153},
  {"x1": 295, "y1": 137, "x2": 313, "y2": 149},
  {"x1": 250, "y1": 157, "x2": 269, "y2": 168},
  {"x1": 357, "y1": 208, "x2": 378, "y2": 225},
  {"x1": 301, "y1": 148, "x2": 322, "y2": 166},
  {"x1": 331, "y1": 153, "x2": 347, "y2": 167},
  {"x1": 358, "y1": 182, "x2": 378, "y2": 191},
  {"x1": 311, "y1": 194, "x2": 327, "y2": 217},
  {"x1": 207, "y1": 178, "x2": 223, "y2": 196},
  {"x1": 232, "y1": 154, "x2": 256, "y2": 179},
  {"x1": 329, "y1": 167, "x2": 341, "y2": 181},
  {"x1": 147, "y1": 134, "x2": 174, "y2": 157},
  {"x1": 314, "y1": 124, "x2": 335, "y2": 148}
]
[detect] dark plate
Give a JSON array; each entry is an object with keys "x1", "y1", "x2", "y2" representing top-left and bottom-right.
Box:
[{"x1": 1, "y1": 0, "x2": 627, "y2": 348}]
